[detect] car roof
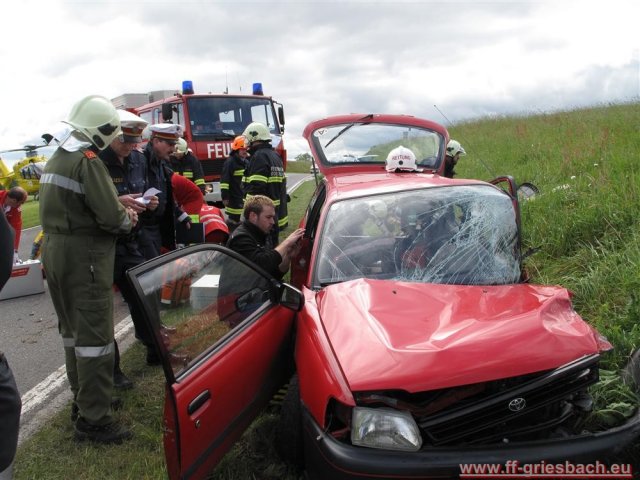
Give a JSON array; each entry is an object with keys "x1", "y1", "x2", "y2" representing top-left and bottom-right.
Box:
[{"x1": 321, "y1": 171, "x2": 490, "y2": 203}]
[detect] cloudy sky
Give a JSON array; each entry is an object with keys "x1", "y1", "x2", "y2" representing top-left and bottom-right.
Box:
[{"x1": 1, "y1": 0, "x2": 638, "y2": 160}]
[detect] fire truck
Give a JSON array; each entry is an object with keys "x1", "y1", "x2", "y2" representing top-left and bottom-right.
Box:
[{"x1": 113, "y1": 81, "x2": 286, "y2": 204}]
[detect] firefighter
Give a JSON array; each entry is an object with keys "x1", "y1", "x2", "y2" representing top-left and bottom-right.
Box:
[
  {"x1": 242, "y1": 122, "x2": 287, "y2": 246},
  {"x1": 170, "y1": 138, "x2": 206, "y2": 194},
  {"x1": 220, "y1": 135, "x2": 248, "y2": 230},
  {"x1": 100, "y1": 110, "x2": 160, "y2": 374},
  {"x1": 444, "y1": 139, "x2": 466, "y2": 178},
  {"x1": 39, "y1": 95, "x2": 137, "y2": 444},
  {"x1": 140, "y1": 123, "x2": 191, "y2": 260}
]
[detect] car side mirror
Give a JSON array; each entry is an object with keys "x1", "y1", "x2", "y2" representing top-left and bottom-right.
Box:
[{"x1": 279, "y1": 283, "x2": 304, "y2": 312}]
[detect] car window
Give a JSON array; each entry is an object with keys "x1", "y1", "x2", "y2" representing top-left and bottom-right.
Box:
[
  {"x1": 311, "y1": 122, "x2": 443, "y2": 169},
  {"x1": 314, "y1": 185, "x2": 521, "y2": 287},
  {"x1": 134, "y1": 249, "x2": 273, "y2": 378}
]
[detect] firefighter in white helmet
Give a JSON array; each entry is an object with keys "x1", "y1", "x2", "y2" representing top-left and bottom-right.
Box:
[
  {"x1": 385, "y1": 145, "x2": 420, "y2": 172},
  {"x1": 39, "y1": 95, "x2": 137, "y2": 444},
  {"x1": 169, "y1": 138, "x2": 206, "y2": 194},
  {"x1": 242, "y1": 122, "x2": 287, "y2": 245},
  {"x1": 444, "y1": 139, "x2": 466, "y2": 178}
]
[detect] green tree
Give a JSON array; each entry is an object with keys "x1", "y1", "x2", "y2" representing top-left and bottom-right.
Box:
[{"x1": 295, "y1": 153, "x2": 312, "y2": 162}]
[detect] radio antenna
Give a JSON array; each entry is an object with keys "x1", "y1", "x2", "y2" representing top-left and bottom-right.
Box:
[{"x1": 433, "y1": 104, "x2": 495, "y2": 177}]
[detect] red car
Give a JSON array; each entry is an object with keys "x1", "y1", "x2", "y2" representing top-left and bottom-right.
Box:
[{"x1": 127, "y1": 114, "x2": 640, "y2": 480}]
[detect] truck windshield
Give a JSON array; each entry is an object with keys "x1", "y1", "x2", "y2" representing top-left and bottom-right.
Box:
[
  {"x1": 187, "y1": 97, "x2": 279, "y2": 140},
  {"x1": 314, "y1": 185, "x2": 521, "y2": 286}
]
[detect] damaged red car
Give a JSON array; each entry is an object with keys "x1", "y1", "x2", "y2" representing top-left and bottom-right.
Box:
[{"x1": 126, "y1": 114, "x2": 640, "y2": 480}]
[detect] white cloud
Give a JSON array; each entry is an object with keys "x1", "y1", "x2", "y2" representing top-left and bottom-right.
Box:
[{"x1": 0, "y1": 0, "x2": 638, "y2": 160}]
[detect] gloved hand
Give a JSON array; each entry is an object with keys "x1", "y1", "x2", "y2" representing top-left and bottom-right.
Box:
[{"x1": 177, "y1": 211, "x2": 192, "y2": 229}]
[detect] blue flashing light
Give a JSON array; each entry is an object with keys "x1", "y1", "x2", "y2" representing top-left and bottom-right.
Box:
[
  {"x1": 252, "y1": 82, "x2": 264, "y2": 95},
  {"x1": 182, "y1": 80, "x2": 194, "y2": 95}
]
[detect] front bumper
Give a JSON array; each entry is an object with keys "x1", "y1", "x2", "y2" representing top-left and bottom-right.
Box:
[{"x1": 302, "y1": 405, "x2": 640, "y2": 479}]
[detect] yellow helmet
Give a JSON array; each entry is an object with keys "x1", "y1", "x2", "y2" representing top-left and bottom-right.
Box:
[
  {"x1": 63, "y1": 95, "x2": 121, "y2": 150},
  {"x1": 176, "y1": 138, "x2": 189, "y2": 154},
  {"x1": 446, "y1": 139, "x2": 466, "y2": 157},
  {"x1": 243, "y1": 122, "x2": 271, "y2": 143}
]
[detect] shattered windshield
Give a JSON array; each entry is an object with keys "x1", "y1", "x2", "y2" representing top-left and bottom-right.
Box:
[
  {"x1": 314, "y1": 185, "x2": 521, "y2": 286},
  {"x1": 311, "y1": 122, "x2": 444, "y2": 170}
]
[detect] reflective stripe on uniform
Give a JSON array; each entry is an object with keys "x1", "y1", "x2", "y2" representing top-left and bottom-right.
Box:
[
  {"x1": 182, "y1": 172, "x2": 194, "y2": 178},
  {"x1": 220, "y1": 183, "x2": 230, "y2": 190},
  {"x1": 278, "y1": 216, "x2": 289, "y2": 227},
  {"x1": 268, "y1": 176, "x2": 284, "y2": 183},
  {"x1": 233, "y1": 169, "x2": 244, "y2": 177},
  {"x1": 194, "y1": 179, "x2": 205, "y2": 186},
  {"x1": 40, "y1": 173, "x2": 85, "y2": 194},
  {"x1": 246, "y1": 174, "x2": 268, "y2": 183},
  {"x1": 75, "y1": 342, "x2": 114, "y2": 358},
  {"x1": 63, "y1": 337, "x2": 75, "y2": 348},
  {"x1": 225, "y1": 206, "x2": 243, "y2": 215}
]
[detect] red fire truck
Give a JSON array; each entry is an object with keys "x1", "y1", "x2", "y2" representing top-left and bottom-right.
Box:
[{"x1": 114, "y1": 81, "x2": 286, "y2": 204}]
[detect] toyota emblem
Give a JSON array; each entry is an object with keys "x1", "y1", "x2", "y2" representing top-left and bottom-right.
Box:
[{"x1": 508, "y1": 397, "x2": 526, "y2": 412}]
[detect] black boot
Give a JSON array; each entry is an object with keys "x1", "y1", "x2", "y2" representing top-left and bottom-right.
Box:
[
  {"x1": 74, "y1": 417, "x2": 132, "y2": 444},
  {"x1": 113, "y1": 340, "x2": 134, "y2": 389}
]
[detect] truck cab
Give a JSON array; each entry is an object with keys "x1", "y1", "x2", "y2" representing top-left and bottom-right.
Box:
[{"x1": 116, "y1": 81, "x2": 286, "y2": 204}]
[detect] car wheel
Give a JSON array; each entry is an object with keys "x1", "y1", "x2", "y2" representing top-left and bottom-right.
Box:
[{"x1": 275, "y1": 374, "x2": 304, "y2": 469}]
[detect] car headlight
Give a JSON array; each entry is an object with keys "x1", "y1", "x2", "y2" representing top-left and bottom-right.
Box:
[{"x1": 351, "y1": 407, "x2": 422, "y2": 452}]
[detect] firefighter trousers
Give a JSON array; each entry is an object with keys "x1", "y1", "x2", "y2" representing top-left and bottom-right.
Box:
[{"x1": 42, "y1": 233, "x2": 116, "y2": 426}]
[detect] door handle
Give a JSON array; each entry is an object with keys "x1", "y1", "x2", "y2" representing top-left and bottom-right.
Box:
[{"x1": 187, "y1": 390, "x2": 211, "y2": 415}]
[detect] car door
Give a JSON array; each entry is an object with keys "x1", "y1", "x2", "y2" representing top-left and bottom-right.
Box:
[{"x1": 126, "y1": 243, "x2": 303, "y2": 480}]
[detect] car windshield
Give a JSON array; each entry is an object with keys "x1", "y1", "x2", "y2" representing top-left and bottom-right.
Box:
[
  {"x1": 314, "y1": 185, "x2": 521, "y2": 286},
  {"x1": 311, "y1": 122, "x2": 444, "y2": 170},
  {"x1": 187, "y1": 97, "x2": 279, "y2": 140}
]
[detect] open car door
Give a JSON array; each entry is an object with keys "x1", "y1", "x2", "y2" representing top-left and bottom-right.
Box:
[{"x1": 126, "y1": 244, "x2": 303, "y2": 480}]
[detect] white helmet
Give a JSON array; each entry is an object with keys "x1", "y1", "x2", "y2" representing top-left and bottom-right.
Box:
[
  {"x1": 385, "y1": 145, "x2": 418, "y2": 172},
  {"x1": 243, "y1": 122, "x2": 271, "y2": 143},
  {"x1": 63, "y1": 95, "x2": 121, "y2": 150},
  {"x1": 446, "y1": 139, "x2": 466, "y2": 157}
]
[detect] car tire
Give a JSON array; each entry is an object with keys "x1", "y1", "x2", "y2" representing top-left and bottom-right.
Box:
[{"x1": 275, "y1": 374, "x2": 304, "y2": 469}]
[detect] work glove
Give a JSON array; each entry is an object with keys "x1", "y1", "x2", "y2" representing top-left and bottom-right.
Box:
[{"x1": 177, "y1": 210, "x2": 192, "y2": 228}]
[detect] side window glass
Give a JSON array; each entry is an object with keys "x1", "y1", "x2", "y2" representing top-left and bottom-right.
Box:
[
  {"x1": 305, "y1": 182, "x2": 326, "y2": 241},
  {"x1": 134, "y1": 249, "x2": 273, "y2": 378}
]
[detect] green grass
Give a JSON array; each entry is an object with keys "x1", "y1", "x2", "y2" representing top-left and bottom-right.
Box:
[
  {"x1": 19, "y1": 197, "x2": 40, "y2": 229},
  {"x1": 14, "y1": 102, "x2": 640, "y2": 477},
  {"x1": 285, "y1": 160, "x2": 313, "y2": 174}
]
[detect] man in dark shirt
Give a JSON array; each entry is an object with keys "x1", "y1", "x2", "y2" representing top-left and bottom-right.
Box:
[{"x1": 227, "y1": 195, "x2": 303, "y2": 279}]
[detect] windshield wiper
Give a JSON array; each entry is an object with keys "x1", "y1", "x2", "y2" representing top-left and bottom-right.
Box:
[{"x1": 324, "y1": 114, "x2": 373, "y2": 148}]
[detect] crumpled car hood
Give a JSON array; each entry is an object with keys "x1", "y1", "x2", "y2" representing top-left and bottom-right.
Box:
[{"x1": 316, "y1": 278, "x2": 601, "y2": 392}]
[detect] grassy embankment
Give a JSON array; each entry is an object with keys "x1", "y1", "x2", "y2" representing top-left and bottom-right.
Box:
[{"x1": 14, "y1": 102, "x2": 640, "y2": 478}]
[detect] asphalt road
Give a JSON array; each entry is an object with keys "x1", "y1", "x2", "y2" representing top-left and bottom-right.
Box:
[{"x1": 3, "y1": 172, "x2": 310, "y2": 445}]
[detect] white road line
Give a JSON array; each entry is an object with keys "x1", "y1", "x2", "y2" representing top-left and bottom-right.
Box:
[{"x1": 20, "y1": 316, "x2": 134, "y2": 415}]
